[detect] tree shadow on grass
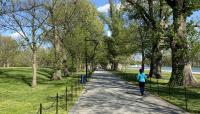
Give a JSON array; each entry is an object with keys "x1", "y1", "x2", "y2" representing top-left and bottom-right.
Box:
[
  {"x1": 0, "y1": 72, "x2": 48, "y2": 87},
  {"x1": 0, "y1": 68, "x2": 57, "y2": 87},
  {"x1": 37, "y1": 68, "x2": 54, "y2": 79}
]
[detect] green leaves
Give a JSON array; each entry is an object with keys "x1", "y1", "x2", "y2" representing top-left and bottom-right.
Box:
[{"x1": 48, "y1": 0, "x2": 104, "y2": 69}]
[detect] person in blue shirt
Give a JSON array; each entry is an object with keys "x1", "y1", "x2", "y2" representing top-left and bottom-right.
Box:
[{"x1": 137, "y1": 69, "x2": 147, "y2": 96}]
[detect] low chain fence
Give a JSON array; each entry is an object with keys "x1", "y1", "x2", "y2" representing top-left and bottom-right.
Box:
[
  {"x1": 145, "y1": 77, "x2": 198, "y2": 113},
  {"x1": 36, "y1": 75, "x2": 84, "y2": 114},
  {"x1": 117, "y1": 72, "x2": 200, "y2": 113}
]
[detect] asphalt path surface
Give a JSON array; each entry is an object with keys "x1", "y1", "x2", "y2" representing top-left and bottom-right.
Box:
[{"x1": 69, "y1": 70, "x2": 189, "y2": 114}]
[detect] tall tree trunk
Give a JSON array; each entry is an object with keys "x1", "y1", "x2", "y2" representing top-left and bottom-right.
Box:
[
  {"x1": 63, "y1": 54, "x2": 69, "y2": 77},
  {"x1": 169, "y1": 3, "x2": 198, "y2": 86},
  {"x1": 113, "y1": 61, "x2": 118, "y2": 71},
  {"x1": 149, "y1": 39, "x2": 162, "y2": 78},
  {"x1": 154, "y1": 46, "x2": 162, "y2": 78},
  {"x1": 50, "y1": 6, "x2": 62, "y2": 80},
  {"x1": 111, "y1": 60, "x2": 118, "y2": 71},
  {"x1": 31, "y1": 13, "x2": 37, "y2": 88},
  {"x1": 111, "y1": 61, "x2": 114, "y2": 71},
  {"x1": 140, "y1": 29, "x2": 145, "y2": 70},
  {"x1": 52, "y1": 33, "x2": 62, "y2": 80},
  {"x1": 148, "y1": 0, "x2": 162, "y2": 78},
  {"x1": 6, "y1": 59, "x2": 10, "y2": 67},
  {"x1": 153, "y1": 0, "x2": 164, "y2": 79},
  {"x1": 3, "y1": 62, "x2": 6, "y2": 68},
  {"x1": 149, "y1": 43, "x2": 156, "y2": 77},
  {"x1": 32, "y1": 49, "x2": 37, "y2": 88}
]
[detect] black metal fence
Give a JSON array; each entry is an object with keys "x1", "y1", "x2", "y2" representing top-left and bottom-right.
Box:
[
  {"x1": 118, "y1": 73, "x2": 200, "y2": 113},
  {"x1": 36, "y1": 76, "x2": 83, "y2": 114},
  {"x1": 145, "y1": 77, "x2": 200, "y2": 113}
]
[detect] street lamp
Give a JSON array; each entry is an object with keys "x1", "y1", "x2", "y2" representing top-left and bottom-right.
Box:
[{"x1": 85, "y1": 37, "x2": 98, "y2": 80}]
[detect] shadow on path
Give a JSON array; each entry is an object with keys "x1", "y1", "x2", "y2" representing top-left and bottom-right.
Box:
[{"x1": 70, "y1": 71, "x2": 189, "y2": 114}]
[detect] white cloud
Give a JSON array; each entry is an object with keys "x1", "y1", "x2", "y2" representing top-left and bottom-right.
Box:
[
  {"x1": 10, "y1": 32, "x2": 23, "y2": 40},
  {"x1": 97, "y1": 3, "x2": 122, "y2": 13},
  {"x1": 97, "y1": 4, "x2": 110, "y2": 13}
]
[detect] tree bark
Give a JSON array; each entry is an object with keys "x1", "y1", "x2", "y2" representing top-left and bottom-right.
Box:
[
  {"x1": 31, "y1": 12, "x2": 37, "y2": 88},
  {"x1": 183, "y1": 63, "x2": 198, "y2": 86},
  {"x1": 31, "y1": 49, "x2": 37, "y2": 88},
  {"x1": 168, "y1": 1, "x2": 198, "y2": 86},
  {"x1": 147, "y1": 0, "x2": 162, "y2": 78},
  {"x1": 3, "y1": 62, "x2": 6, "y2": 68},
  {"x1": 6, "y1": 59, "x2": 10, "y2": 67},
  {"x1": 51, "y1": 6, "x2": 62, "y2": 80},
  {"x1": 111, "y1": 60, "x2": 118, "y2": 71},
  {"x1": 63, "y1": 56, "x2": 69, "y2": 77},
  {"x1": 139, "y1": 28, "x2": 145, "y2": 70},
  {"x1": 52, "y1": 33, "x2": 62, "y2": 80},
  {"x1": 149, "y1": 43, "x2": 156, "y2": 77},
  {"x1": 154, "y1": 47, "x2": 162, "y2": 78},
  {"x1": 149, "y1": 37, "x2": 162, "y2": 78}
]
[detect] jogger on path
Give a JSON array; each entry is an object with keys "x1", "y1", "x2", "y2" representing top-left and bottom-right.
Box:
[{"x1": 137, "y1": 69, "x2": 147, "y2": 95}]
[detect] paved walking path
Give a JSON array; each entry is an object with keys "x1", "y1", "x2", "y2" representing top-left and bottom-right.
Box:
[{"x1": 69, "y1": 70, "x2": 189, "y2": 114}]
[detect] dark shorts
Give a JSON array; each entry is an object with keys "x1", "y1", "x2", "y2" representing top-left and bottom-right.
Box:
[{"x1": 139, "y1": 82, "x2": 145, "y2": 88}]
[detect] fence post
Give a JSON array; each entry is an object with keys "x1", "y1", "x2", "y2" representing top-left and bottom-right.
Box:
[
  {"x1": 149, "y1": 77, "x2": 151, "y2": 91},
  {"x1": 76, "y1": 79, "x2": 78, "y2": 96},
  {"x1": 74, "y1": 79, "x2": 76, "y2": 97},
  {"x1": 66, "y1": 87, "x2": 68, "y2": 111},
  {"x1": 184, "y1": 85, "x2": 188, "y2": 110},
  {"x1": 157, "y1": 79, "x2": 159, "y2": 95},
  {"x1": 168, "y1": 84, "x2": 171, "y2": 99},
  {"x1": 71, "y1": 85, "x2": 73, "y2": 103},
  {"x1": 40, "y1": 103, "x2": 42, "y2": 114},
  {"x1": 56, "y1": 93, "x2": 58, "y2": 114},
  {"x1": 77, "y1": 76, "x2": 80, "y2": 91}
]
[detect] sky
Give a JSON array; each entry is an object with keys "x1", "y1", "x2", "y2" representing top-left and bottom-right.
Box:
[
  {"x1": 92, "y1": 0, "x2": 200, "y2": 20},
  {"x1": 90, "y1": 0, "x2": 109, "y2": 7},
  {"x1": 1, "y1": 0, "x2": 200, "y2": 38},
  {"x1": 91, "y1": 0, "x2": 200, "y2": 36}
]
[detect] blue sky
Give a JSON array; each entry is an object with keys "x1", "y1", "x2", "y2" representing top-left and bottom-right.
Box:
[
  {"x1": 1, "y1": 0, "x2": 199, "y2": 38},
  {"x1": 90, "y1": 0, "x2": 109, "y2": 7},
  {"x1": 91, "y1": 0, "x2": 200, "y2": 20},
  {"x1": 91, "y1": 0, "x2": 200, "y2": 36}
]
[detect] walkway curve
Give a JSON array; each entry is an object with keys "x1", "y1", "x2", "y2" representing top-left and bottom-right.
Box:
[{"x1": 69, "y1": 70, "x2": 189, "y2": 114}]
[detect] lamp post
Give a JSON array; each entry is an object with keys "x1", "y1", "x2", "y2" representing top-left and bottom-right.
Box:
[
  {"x1": 85, "y1": 37, "x2": 88, "y2": 81},
  {"x1": 85, "y1": 37, "x2": 98, "y2": 80}
]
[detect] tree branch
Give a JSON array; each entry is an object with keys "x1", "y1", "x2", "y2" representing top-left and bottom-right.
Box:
[
  {"x1": 126, "y1": 0, "x2": 156, "y2": 28},
  {"x1": 164, "y1": 0, "x2": 174, "y2": 8}
]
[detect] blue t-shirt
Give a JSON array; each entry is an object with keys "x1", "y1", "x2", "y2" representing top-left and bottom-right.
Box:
[{"x1": 137, "y1": 73, "x2": 147, "y2": 82}]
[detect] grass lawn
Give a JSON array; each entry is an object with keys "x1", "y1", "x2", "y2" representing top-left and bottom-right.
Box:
[
  {"x1": 0, "y1": 67, "x2": 84, "y2": 114},
  {"x1": 114, "y1": 69, "x2": 200, "y2": 113}
]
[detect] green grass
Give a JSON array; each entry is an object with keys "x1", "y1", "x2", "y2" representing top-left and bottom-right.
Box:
[
  {"x1": 114, "y1": 69, "x2": 200, "y2": 113},
  {"x1": 0, "y1": 67, "x2": 84, "y2": 114}
]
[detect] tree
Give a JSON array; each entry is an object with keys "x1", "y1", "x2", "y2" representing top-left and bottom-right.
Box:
[
  {"x1": 0, "y1": 36, "x2": 18, "y2": 67},
  {"x1": 0, "y1": 0, "x2": 49, "y2": 87},
  {"x1": 187, "y1": 21, "x2": 200, "y2": 66},
  {"x1": 43, "y1": 0, "x2": 64, "y2": 80},
  {"x1": 100, "y1": 0, "x2": 136, "y2": 71},
  {"x1": 135, "y1": 25, "x2": 150, "y2": 70},
  {"x1": 123, "y1": 0, "x2": 174, "y2": 78},
  {"x1": 165, "y1": 0, "x2": 200, "y2": 86},
  {"x1": 44, "y1": 0, "x2": 104, "y2": 76},
  {"x1": 37, "y1": 47, "x2": 54, "y2": 67}
]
